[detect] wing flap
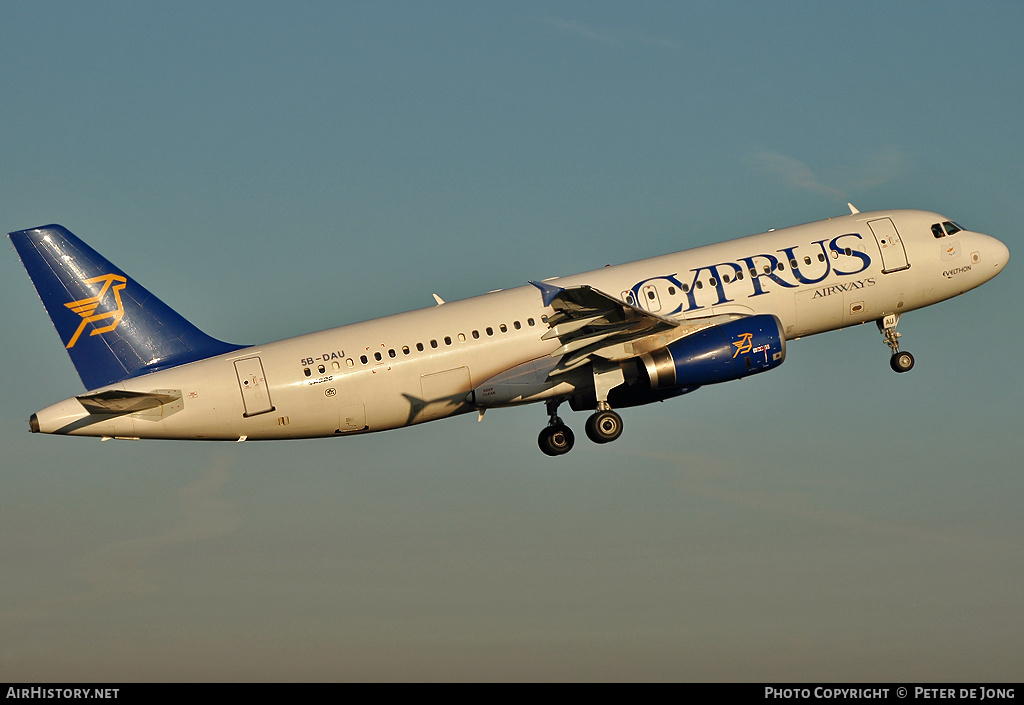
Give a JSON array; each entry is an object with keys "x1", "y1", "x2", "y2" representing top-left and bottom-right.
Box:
[
  {"x1": 530, "y1": 281, "x2": 680, "y2": 376},
  {"x1": 529, "y1": 281, "x2": 755, "y2": 379}
]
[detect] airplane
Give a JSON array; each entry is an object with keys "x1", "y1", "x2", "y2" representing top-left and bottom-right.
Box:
[{"x1": 8, "y1": 205, "x2": 1009, "y2": 456}]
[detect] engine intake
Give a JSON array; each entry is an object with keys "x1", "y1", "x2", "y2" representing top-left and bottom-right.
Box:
[{"x1": 638, "y1": 314, "x2": 786, "y2": 389}]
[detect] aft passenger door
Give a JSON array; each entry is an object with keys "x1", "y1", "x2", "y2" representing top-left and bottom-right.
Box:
[
  {"x1": 234, "y1": 356, "x2": 275, "y2": 417},
  {"x1": 868, "y1": 218, "x2": 910, "y2": 273}
]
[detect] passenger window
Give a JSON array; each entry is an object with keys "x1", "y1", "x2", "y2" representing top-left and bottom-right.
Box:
[
  {"x1": 818, "y1": 253, "x2": 825, "y2": 262},
  {"x1": 347, "y1": 358, "x2": 354, "y2": 367},
  {"x1": 486, "y1": 327, "x2": 493, "y2": 336},
  {"x1": 360, "y1": 355, "x2": 368, "y2": 364},
  {"x1": 304, "y1": 368, "x2": 311, "y2": 377},
  {"x1": 668, "y1": 286, "x2": 676, "y2": 295},
  {"x1": 682, "y1": 284, "x2": 690, "y2": 293},
  {"x1": 402, "y1": 346, "x2": 410, "y2": 355},
  {"x1": 500, "y1": 324, "x2": 507, "y2": 333},
  {"x1": 514, "y1": 321, "x2": 521, "y2": 330},
  {"x1": 318, "y1": 365, "x2": 326, "y2": 374},
  {"x1": 472, "y1": 330, "x2": 480, "y2": 339},
  {"x1": 458, "y1": 333, "x2": 466, "y2": 342},
  {"x1": 373, "y1": 352, "x2": 381, "y2": 362},
  {"x1": 416, "y1": 343, "x2": 424, "y2": 352},
  {"x1": 430, "y1": 340, "x2": 438, "y2": 349},
  {"x1": 695, "y1": 281, "x2": 703, "y2": 290},
  {"x1": 333, "y1": 361, "x2": 340, "y2": 370},
  {"x1": 790, "y1": 259, "x2": 798, "y2": 268},
  {"x1": 444, "y1": 336, "x2": 452, "y2": 346},
  {"x1": 709, "y1": 278, "x2": 717, "y2": 287},
  {"x1": 388, "y1": 349, "x2": 396, "y2": 358},
  {"x1": 528, "y1": 318, "x2": 535, "y2": 326}
]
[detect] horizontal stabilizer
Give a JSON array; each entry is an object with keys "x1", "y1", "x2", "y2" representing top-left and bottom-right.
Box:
[{"x1": 76, "y1": 389, "x2": 182, "y2": 415}]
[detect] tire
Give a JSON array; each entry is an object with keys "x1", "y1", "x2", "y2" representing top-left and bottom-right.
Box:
[
  {"x1": 890, "y1": 351, "x2": 915, "y2": 373},
  {"x1": 585, "y1": 410, "x2": 623, "y2": 444},
  {"x1": 539, "y1": 424, "x2": 575, "y2": 456}
]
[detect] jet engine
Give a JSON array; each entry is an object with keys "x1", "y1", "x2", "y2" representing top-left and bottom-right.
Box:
[{"x1": 637, "y1": 314, "x2": 786, "y2": 389}]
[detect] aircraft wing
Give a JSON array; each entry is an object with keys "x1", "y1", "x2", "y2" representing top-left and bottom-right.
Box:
[{"x1": 529, "y1": 281, "x2": 737, "y2": 375}]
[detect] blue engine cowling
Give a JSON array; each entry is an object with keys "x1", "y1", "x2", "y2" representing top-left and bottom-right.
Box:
[{"x1": 637, "y1": 314, "x2": 786, "y2": 389}]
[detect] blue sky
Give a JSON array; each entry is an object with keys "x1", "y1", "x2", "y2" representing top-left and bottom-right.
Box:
[{"x1": 2, "y1": 1, "x2": 1022, "y2": 681}]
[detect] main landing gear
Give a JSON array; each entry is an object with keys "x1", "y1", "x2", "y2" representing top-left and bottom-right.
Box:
[
  {"x1": 538, "y1": 361, "x2": 628, "y2": 456},
  {"x1": 538, "y1": 399, "x2": 575, "y2": 456},
  {"x1": 537, "y1": 400, "x2": 626, "y2": 456},
  {"x1": 877, "y1": 314, "x2": 915, "y2": 373}
]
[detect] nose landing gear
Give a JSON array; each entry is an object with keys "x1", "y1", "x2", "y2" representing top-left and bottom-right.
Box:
[{"x1": 878, "y1": 314, "x2": 915, "y2": 373}]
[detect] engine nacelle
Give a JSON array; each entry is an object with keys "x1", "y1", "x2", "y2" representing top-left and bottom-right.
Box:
[{"x1": 638, "y1": 314, "x2": 786, "y2": 389}]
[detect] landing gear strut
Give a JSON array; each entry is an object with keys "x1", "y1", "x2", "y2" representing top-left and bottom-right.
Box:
[
  {"x1": 585, "y1": 361, "x2": 626, "y2": 445},
  {"x1": 538, "y1": 399, "x2": 574, "y2": 456},
  {"x1": 877, "y1": 314, "x2": 914, "y2": 373}
]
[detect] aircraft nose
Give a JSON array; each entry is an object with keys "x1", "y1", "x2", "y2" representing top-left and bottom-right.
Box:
[{"x1": 988, "y1": 235, "x2": 1010, "y2": 273}]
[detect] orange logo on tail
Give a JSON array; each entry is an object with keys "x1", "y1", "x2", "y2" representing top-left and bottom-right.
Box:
[{"x1": 64, "y1": 274, "x2": 127, "y2": 348}]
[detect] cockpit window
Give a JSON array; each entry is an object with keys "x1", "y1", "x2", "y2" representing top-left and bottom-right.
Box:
[{"x1": 932, "y1": 221, "x2": 965, "y2": 238}]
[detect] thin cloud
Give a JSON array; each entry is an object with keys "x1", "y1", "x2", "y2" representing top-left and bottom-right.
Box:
[
  {"x1": 625, "y1": 447, "x2": 1001, "y2": 553},
  {"x1": 4, "y1": 461, "x2": 240, "y2": 620},
  {"x1": 753, "y1": 148, "x2": 910, "y2": 198},
  {"x1": 543, "y1": 17, "x2": 619, "y2": 45},
  {"x1": 849, "y1": 146, "x2": 910, "y2": 190},
  {"x1": 541, "y1": 17, "x2": 676, "y2": 49},
  {"x1": 754, "y1": 150, "x2": 847, "y2": 197},
  {"x1": 77, "y1": 461, "x2": 240, "y2": 599}
]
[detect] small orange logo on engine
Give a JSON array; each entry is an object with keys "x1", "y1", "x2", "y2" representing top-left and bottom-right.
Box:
[
  {"x1": 64, "y1": 274, "x2": 128, "y2": 348},
  {"x1": 732, "y1": 332, "x2": 753, "y2": 358}
]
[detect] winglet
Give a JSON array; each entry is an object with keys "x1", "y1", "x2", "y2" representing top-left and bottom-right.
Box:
[
  {"x1": 432, "y1": 293, "x2": 445, "y2": 306},
  {"x1": 529, "y1": 280, "x2": 564, "y2": 307},
  {"x1": 848, "y1": 203, "x2": 860, "y2": 215}
]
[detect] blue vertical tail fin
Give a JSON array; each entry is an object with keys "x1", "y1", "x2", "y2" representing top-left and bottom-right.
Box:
[{"x1": 9, "y1": 224, "x2": 246, "y2": 390}]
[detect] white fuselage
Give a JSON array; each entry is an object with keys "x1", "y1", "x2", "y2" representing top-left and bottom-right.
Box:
[{"x1": 32, "y1": 209, "x2": 1008, "y2": 440}]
